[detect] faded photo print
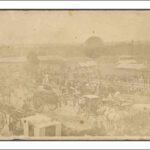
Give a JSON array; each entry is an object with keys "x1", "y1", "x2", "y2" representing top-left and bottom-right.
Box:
[{"x1": 0, "y1": 10, "x2": 150, "y2": 140}]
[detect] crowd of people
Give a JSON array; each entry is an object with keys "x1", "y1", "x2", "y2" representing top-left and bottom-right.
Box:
[
  {"x1": 0, "y1": 56, "x2": 150, "y2": 136},
  {"x1": 0, "y1": 58, "x2": 149, "y2": 111}
]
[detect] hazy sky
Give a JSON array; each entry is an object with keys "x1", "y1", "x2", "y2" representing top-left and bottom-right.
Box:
[{"x1": 0, "y1": 10, "x2": 150, "y2": 44}]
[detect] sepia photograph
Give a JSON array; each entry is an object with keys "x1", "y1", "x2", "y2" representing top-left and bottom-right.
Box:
[{"x1": 0, "y1": 10, "x2": 150, "y2": 140}]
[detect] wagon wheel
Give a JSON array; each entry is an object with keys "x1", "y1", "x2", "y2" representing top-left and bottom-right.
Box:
[
  {"x1": 38, "y1": 105, "x2": 45, "y2": 112},
  {"x1": 33, "y1": 96, "x2": 44, "y2": 112},
  {"x1": 47, "y1": 103, "x2": 57, "y2": 111},
  {"x1": 34, "y1": 102, "x2": 45, "y2": 113}
]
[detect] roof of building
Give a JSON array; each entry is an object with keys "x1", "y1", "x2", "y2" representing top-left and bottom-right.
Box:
[
  {"x1": 0, "y1": 56, "x2": 27, "y2": 63},
  {"x1": 116, "y1": 63, "x2": 147, "y2": 70},
  {"x1": 118, "y1": 59, "x2": 137, "y2": 64},
  {"x1": 22, "y1": 114, "x2": 60, "y2": 128},
  {"x1": 78, "y1": 61, "x2": 97, "y2": 67},
  {"x1": 116, "y1": 56, "x2": 147, "y2": 70},
  {"x1": 0, "y1": 55, "x2": 66, "y2": 63},
  {"x1": 39, "y1": 56, "x2": 66, "y2": 62},
  {"x1": 83, "y1": 95, "x2": 99, "y2": 99}
]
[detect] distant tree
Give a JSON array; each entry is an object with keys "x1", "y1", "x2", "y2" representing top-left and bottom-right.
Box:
[
  {"x1": 84, "y1": 47, "x2": 102, "y2": 58},
  {"x1": 84, "y1": 36, "x2": 104, "y2": 58}
]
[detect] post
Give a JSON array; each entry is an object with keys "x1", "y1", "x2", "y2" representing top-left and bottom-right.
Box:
[
  {"x1": 55, "y1": 123, "x2": 61, "y2": 136},
  {"x1": 23, "y1": 120, "x2": 29, "y2": 137},
  {"x1": 34, "y1": 127, "x2": 41, "y2": 137}
]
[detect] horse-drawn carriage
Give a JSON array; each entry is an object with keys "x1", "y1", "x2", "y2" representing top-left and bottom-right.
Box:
[{"x1": 32, "y1": 85, "x2": 60, "y2": 112}]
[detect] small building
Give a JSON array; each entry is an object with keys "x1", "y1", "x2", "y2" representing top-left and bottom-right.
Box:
[
  {"x1": 21, "y1": 114, "x2": 61, "y2": 137},
  {"x1": 115, "y1": 55, "x2": 147, "y2": 78}
]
